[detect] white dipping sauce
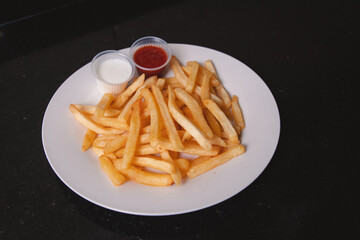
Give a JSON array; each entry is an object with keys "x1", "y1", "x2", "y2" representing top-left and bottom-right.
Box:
[{"x1": 97, "y1": 58, "x2": 132, "y2": 84}]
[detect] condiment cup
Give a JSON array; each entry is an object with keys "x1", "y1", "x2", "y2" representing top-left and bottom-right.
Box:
[
  {"x1": 91, "y1": 50, "x2": 135, "y2": 95},
  {"x1": 130, "y1": 36, "x2": 172, "y2": 77}
]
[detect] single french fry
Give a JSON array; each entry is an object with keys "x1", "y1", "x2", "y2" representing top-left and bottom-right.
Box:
[
  {"x1": 203, "y1": 99, "x2": 239, "y2": 144},
  {"x1": 185, "y1": 61, "x2": 199, "y2": 93},
  {"x1": 174, "y1": 88, "x2": 214, "y2": 139},
  {"x1": 204, "y1": 60, "x2": 232, "y2": 109},
  {"x1": 168, "y1": 86, "x2": 212, "y2": 150},
  {"x1": 232, "y1": 95, "x2": 245, "y2": 130},
  {"x1": 215, "y1": 83, "x2": 232, "y2": 109},
  {"x1": 169, "y1": 56, "x2": 189, "y2": 87},
  {"x1": 156, "y1": 77, "x2": 166, "y2": 90},
  {"x1": 114, "y1": 159, "x2": 173, "y2": 186},
  {"x1": 187, "y1": 144, "x2": 246, "y2": 178},
  {"x1": 203, "y1": 108, "x2": 222, "y2": 138},
  {"x1": 190, "y1": 155, "x2": 211, "y2": 167},
  {"x1": 104, "y1": 132, "x2": 129, "y2": 154},
  {"x1": 132, "y1": 156, "x2": 175, "y2": 175},
  {"x1": 160, "y1": 150, "x2": 182, "y2": 185},
  {"x1": 89, "y1": 116, "x2": 129, "y2": 130},
  {"x1": 120, "y1": 100, "x2": 141, "y2": 169},
  {"x1": 69, "y1": 104, "x2": 124, "y2": 135},
  {"x1": 151, "y1": 85, "x2": 184, "y2": 151},
  {"x1": 82, "y1": 129, "x2": 97, "y2": 151},
  {"x1": 112, "y1": 74, "x2": 145, "y2": 109},
  {"x1": 115, "y1": 144, "x2": 160, "y2": 157},
  {"x1": 141, "y1": 88, "x2": 162, "y2": 151},
  {"x1": 99, "y1": 156, "x2": 126, "y2": 186},
  {"x1": 200, "y1": 70, "x2": 211, "y2": 102},
  {"x1": 95, "y1": 93, "x2": 115, "y2": 117},
  {"x1": 75, "y1": 104, "x2": 121, "y2": 117}
]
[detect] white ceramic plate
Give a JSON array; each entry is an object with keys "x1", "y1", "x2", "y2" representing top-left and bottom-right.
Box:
[{"x1": 42, "y1": 44, "x2": 280, "y2": 216}]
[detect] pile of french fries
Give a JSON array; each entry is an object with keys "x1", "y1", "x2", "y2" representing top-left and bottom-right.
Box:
[{"x1": 69, "y1": 56, "x2": 246, "y2": 187}]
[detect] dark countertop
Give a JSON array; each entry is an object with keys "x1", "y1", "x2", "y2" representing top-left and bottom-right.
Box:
[{"x1": 1, "y1": 0, "x2": 358, "y2": 239}]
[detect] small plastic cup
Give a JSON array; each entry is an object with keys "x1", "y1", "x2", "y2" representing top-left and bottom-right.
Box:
[
  {"x1": 130, "y1": 36, "x2": 171, "y2": 77},
  {"x1": 91, "y1": 50, "x2": 135, "y2": 95}
]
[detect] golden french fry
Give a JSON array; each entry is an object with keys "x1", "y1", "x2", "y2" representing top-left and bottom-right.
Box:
[
  {"x1": 200, "y1": 70, "x2": 211, "y2": 102},
  {"x1": 158, "y1": 139, "x2": 220, "y2": 156},
  {"x1": 168, "y1": 86, "x2": 212, "y2": 150},
  {"x1": 120, "y1": 100, "x2": 141, "y2": 169},
  {"x1": 117, "y1": 76, "x2": 157, "y2": 123},
  {"x1": 169, "y1": 56, "x2": 189, "y2": 87},
  {"x1": 89, "y1": 116, "x2": 128, "y2": 130},
  {"x1": 99, "y1": 156, "x2": 126, "y2": 186},
  {"x1": 181, "y1": 65, "x2": 191, "y2": 76},
  {"x1": 113, "y1": 159, "x2": 173, "y2": 186},
  {"x1": 190, "y1": 155, "x2": 211, "y2": 167},
  {"x1": 115, "y1": 144, "x2": 160, "y2": 157},
  {"x1": 69, "y1": 104, "x2": 124, "y2": 135},
  {"x1": 174, "y1": 88, "x2": 214, "y2": 139},
  {"x1": 203, "y1": 108, "x2": 222, "y2": 137},
  {"x1": 187, "y1": 144, "x2": 246, "y2": 178},
  {"x1": 82, "y1": 129, "x2": 97, "y2": 151},
  {"x1": 132, "y1": 156, "x2": 175, "y2": 175},
  {"x1": 95, "y1": 93, "x2": 115, "y2": 117},
  {"x1": 160, "y1": 150, "x2": 182, "y2": 185},
  {"x1": 141, "y1": 88, "x2": 162, "y2": 151},
  {"x1": 74, "y1": 104, "x2": 121, "y2": 117},
  {"x1": 112, "y1": 74, "x2": 145, "y2": 109},
  {"x1": 156, "y1": 77, "x2": 166, "y2": 90},
  {"x1": 151, "y1": 85, "x2": 184, "y2": 151},
  {"x1": 203, "y1": 99, "x2": 239, "y2": 144},
  {"x1": 185, "y1": 61, "x2": 199, "y2": 93},
  {"x1": 215, "y1": 84, "x2": 232, "y2": 109},
  {"x1": 204, "y1": 60, "x2": 232, "y2": 109},
  {"x1": 232, "y1": 95, "x2": 245, "y2": 130},
  {"x1": 104, "y1": 132, "x2": 129, "y2": 154},
  {"x1": 174, "y1": 158, "x2": 190, "y2": 177}
]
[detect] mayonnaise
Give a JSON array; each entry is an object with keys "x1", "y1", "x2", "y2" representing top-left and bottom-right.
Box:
[{"x1": 97, "y1": 58, "x2": 132, "y2": 84}]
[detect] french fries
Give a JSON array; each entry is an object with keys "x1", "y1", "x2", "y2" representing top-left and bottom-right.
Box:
[
  {"x1": 70, "y1": 55, "x2": 246, "y2": 187},
  {"x1": 120, "y1": 100, "x2": 141, "y2": 169},
  {"x1": 168, "y1": 86, "x2": 212, "y2": 150}
]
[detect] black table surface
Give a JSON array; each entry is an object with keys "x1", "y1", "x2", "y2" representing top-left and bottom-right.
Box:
[{"x1": 1, "y1": 0, "x2": 358, "y2": 239}]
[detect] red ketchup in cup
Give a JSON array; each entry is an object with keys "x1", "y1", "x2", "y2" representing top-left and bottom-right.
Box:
[{"x1": 130, "y1": 36, "x2": 171, "y2": 77}]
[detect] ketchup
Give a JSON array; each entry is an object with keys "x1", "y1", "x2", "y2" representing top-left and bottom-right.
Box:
[{"x1": 133, "y1": 45, "x2": 168, "y2": 76}]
